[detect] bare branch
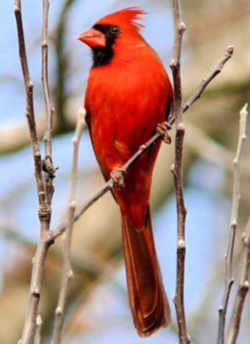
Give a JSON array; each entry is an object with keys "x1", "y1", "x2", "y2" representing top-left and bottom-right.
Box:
[
  {"x1": 169, "y1": 1, "x2": 190, "y2": 343},
  {"x1": 14, "y1": 1, "x2": 53, "y2": 342},
  {"x1": 42, "y1": 0, "x2": 53, "y2": 158},
  {"x1": 14, "y1": 0, "x2": 46, "y2": 209},
  {"x1": 226, "y1": 217, "x2": 250, "y2": 344},
  {"x1": 42, "y1": 0, "x2": 56, "y2": 205},
  {"x1": 34, "y1": 315, "x2": 42, "y2": 344},
  {"x1": 217, "y1": 103, "x2": 248, "y2": 344},
  {"x1": 182, "y1": 46, "x2": 234, "y2": 113},
  {"x1": 48, "y1": 47, "x2": 234, "y2": 244},
  {"x1": 51, "y1": 110, "x2": 85, "y2": 344}
]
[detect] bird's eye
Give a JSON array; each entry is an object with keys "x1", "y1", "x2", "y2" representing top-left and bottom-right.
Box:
[{"x1": 110, "y1": 26, "x2": 120, "y2": 34}]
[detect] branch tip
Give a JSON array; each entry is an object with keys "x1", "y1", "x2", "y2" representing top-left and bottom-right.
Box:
[
  {"x1": 36, "y1": 315, "x2": 43, "y2": 326},
  {"x1": 240, "y1": 103, "x2": 248, "y2": 113},
  {"x1": 169, "y1": 59, "x2": 177, "y2": 69},
  {"x1": 55, "y1": 307, "x2": 62, "y2": 316},
  {"x1": 70, "y1": 200, "x2": 77, "y2": 209},
  {"x1": 179, "y1": 22, "x2": 186, "y2": 32},
  {"x1": 242, "y1": 281, "x2": 249, "y2": 288},
  {"x1": 14, "y1": 5, "x2": 19, "y2": 13},
  {"x1": 226, "y1": 45, "x2": 234, "y2": 55},
  {"x1": 68, "y1": 270, "x2": 74, "y2": 279},
  {"x1": 177, "y1": 122, "x2": 185, "y2": 131},
  {"x1": 178, "y1": 239, "x2": 185, "y2": 249}
]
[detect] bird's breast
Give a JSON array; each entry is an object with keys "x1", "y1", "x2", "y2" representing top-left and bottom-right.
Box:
[{"x1": 85, "y1": 52, "x2": 171, "y2": 176}]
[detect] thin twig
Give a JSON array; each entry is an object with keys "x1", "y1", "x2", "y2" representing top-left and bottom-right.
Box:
[
  {"x1": 42, "y1": 0, "x2": 56, "y2": 205},
  {"x1": 48, "y1": 46, "x2": 233, "y2": 244},
  {"x1": 49, "y1": 181, "x2": 112, "y2": 242},
  {"x1": 14, "y1": 1, "x2": 53, "y2": 343},
  {"x1": 14, "y1": 1, "x2": 46, "y2": 211},
  {"x1": 170, "y1": 1, "x2": 190, "y2": 343},
  {"x1": 182, "y1": 45, "x2": 234, "y2": 113},
  {"x1": 226, "y1": 217, "x2": 250, "y2": 344},
  {"x1": 34, "y1": 315, "x2": 42, "y2": 344},
  {"x1": 51, "y1": 110, "x2": 85, "y2": 344},
  {"x1": 217, "y1": 103, "x2": 248, "y2": 344},
  {"x1": 49, "y1": 132, "x2": 160, "y2": 241}
]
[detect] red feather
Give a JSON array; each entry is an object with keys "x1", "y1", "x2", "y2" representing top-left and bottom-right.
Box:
[
  {"x1": 96, "y1": 7, "x2": 147, "y2": 31},
  {"x1": 80, "y1": 8, "x2": 173, "y2": 336}
]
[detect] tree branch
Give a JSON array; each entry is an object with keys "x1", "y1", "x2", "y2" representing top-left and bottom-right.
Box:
[
  {"x1": 34, "y1": 315, "x2": 42, "y2": 344},
  {"x1": 169, "y1": 1, "x2": 191, "y2": 343},
  {"x1": 42, "y1": 0, "x2": 56, "y2": 205},
  {"x1": 217, "y1": 103, "x2": 248, "y2": 344},
  {"x1": 51, "y1": 110, "x2": 85, "y2": 344},
  {"x1": 14, "y1": 1, "x2": 54, "y2": 342},
  {"x1": 226, "y1": 217, "x2": 250, "y2": 344},
  {"x1": 182, "y1": 45, "x2": 234, "y2": 113}
]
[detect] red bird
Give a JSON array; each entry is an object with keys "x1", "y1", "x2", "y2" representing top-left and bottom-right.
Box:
[{"x1": 78, "y1": 8, "x2": 173, "y2": 336}]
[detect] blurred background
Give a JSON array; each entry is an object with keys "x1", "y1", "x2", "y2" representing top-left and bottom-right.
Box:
[{"x1": 0, "y1": 0, "x2": 250, "y2": 343}]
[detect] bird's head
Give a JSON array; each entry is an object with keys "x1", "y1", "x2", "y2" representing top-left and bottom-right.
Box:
[{"x1": 78, "y1": 7, "x2": 146, "y2": 67}]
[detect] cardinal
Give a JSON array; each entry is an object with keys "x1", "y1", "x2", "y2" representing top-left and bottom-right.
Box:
[{"x1": 78, "y1": 7, "x2": 173, "y2": 336}]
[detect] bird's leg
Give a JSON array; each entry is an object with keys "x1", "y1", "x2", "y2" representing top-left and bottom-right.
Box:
[
  {"x1": 156, "y1": 121, "x2": 172, "y2": 144},
  {"x1": 110, "y1": 166, "x2": 125, "y2": 188}
]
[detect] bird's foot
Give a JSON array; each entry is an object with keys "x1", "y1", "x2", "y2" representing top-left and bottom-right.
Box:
[
  {"x1": 42, "y1": 155, "x2": 57, "y2": 178},
  {"x1": 110, "y1": 166, "x2": 125, "y2": 188},
  {"x1": 156, "y1": 121, "x2": 172, "y2": 144}
]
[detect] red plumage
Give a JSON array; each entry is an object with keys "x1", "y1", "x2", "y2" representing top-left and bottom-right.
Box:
[{"x1": 79, "y1": 8, "x2": 173, "y2": 336}]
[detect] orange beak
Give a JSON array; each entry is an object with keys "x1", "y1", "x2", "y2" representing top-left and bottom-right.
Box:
[{"x1": 77, "y1": 28, "x2": 106, "y2": 48}]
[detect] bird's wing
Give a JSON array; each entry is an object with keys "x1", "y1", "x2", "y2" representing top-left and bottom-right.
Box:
[
  {"x1": 85, "y1": 111, "x2": 108, "y2": 180},
  {"x1": 85, "y1": 110, "x2": 118, "y2": 201}
]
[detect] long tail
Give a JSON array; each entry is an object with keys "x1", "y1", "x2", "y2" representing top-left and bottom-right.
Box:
[{"x1": 121, "y1": 207, "x2": 171, "y2": 337}]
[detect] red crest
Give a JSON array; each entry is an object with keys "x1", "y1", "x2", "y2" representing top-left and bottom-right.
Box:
[{"x1": 95, "y1": 7, "x2": 146, "y2": 32}]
